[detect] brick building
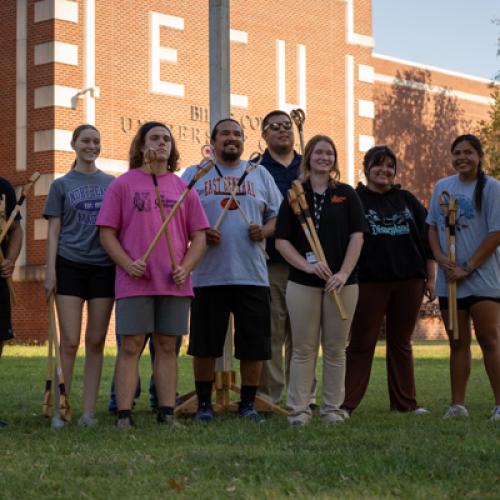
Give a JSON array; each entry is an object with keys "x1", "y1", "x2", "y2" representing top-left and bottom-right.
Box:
[{"x1": 0, "y1": 0, "x2": 494, "y2": 343}]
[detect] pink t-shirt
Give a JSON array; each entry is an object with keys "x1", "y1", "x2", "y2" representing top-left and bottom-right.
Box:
[{"x1": 96, "y1": 169, "x2": 209, "y2": 299}]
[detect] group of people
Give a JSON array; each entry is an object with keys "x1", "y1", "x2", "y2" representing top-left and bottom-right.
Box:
[{"x1": 0, "y1": 110, "x2": 499, "y2": 429}]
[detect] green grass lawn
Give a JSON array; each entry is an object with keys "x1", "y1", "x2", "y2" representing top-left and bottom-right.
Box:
[{"x1": 0, "y1": 343, "x2": 498, "y2": 499}]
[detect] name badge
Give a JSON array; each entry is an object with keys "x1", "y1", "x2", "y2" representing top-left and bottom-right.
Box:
[{"x1": 306, "y1": 251, "x2": 318, "y2": 264}]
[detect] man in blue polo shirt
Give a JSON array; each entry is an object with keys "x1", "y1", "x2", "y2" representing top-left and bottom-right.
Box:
[{"x1": 257, "y1": 111, "x2": 303, "y2": 405}]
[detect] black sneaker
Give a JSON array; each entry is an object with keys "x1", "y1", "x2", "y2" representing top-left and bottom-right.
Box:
[
  {"x1": 238, "y1": 401, "x2": 264, "y2": 423},
  {"x1": 195, "y1": 401, "x2": 214, "y2": 423},
  {"x1": 0, "y1": 419, "x2": 7, "y2": 429}
]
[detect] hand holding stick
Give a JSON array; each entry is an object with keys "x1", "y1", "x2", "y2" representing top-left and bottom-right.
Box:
[
  {"x1": 142, "y1": 146, "x2": 215, "y2": 262},
  {"x1": 290, "y1": 181, "x2": 347, "y2": 320},
  {"x1": 144, "y1": 149, "x2": 180, "y2": 289},
  {"x1": 290, "y1": 108, "x2": 306, "y2": 155}
]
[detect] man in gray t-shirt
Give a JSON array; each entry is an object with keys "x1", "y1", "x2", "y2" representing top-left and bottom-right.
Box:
[{"x1": 181, "y1": 119, "x2": 282, "y2": 423}]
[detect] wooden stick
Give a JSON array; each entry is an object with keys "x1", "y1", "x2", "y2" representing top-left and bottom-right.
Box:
[
  {"x1": 49, "y1": 293, "x2": 71, "y2": 422},
  {"x1": 290, "y1": 108, "x2": 306, "y2": 155},
  {"x1": 42, "y1": 311, "x2": 54, "y2": 417},
  {"x1": 439, "y1": 191, "x2": 459, "y2": 340},
  {"x1": 291, "y1": 181, "x2": 347, "y2": 320},
  {"x1": 0, "y1": 172, "x2": 40, "y2": 246},
  {"x1": 142, "y1": 154, "x2": 214, "y2": 262},
  {"x1": 288, "y1": 190, "x2": 318, "y2": 256},
  {"x1": 448, "y1": 195, "x2": 459, "y2": 340},
  {"x1": 0, "y1": 194, "x2": 17, "y2": 306},
  {"x1": 144, "y1": 150, "x2": 180, "y2": 289}
]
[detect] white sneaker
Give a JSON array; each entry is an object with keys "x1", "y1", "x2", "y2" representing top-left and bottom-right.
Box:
[
  {"x1": 51, "y1": 415, "x2": 66, "y2": 429},
  {"x1": 413, "y1": 407, "x2": 430, "y2": 415},
  {"x1": 490, "y1": 406, "x2": 500, "y2": 422},
  {"x1": 78, "y1": 414, "x2": 98, "y2": 427},
  {"x1": 338, "y1": 409, "x2": 350, "y2": 420},
  {"x1": 443, "y1": 404, "x2": 469, "y2": 419},
  {"x1": 321, "y1": 413, "x2": 344, "y2": 424}
]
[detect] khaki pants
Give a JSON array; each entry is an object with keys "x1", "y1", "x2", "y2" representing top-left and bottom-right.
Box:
[
  {"x1": 257, "y1": 263, "x2": 292, "y2": 403},
  {"x1": 286, "y1": 281, "x2": 358, "y2": 423}
]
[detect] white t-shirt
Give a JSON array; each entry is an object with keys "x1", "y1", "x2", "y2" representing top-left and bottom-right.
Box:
[{"x1": 182, "y1": 161, "x2": 282, "y2": 287}]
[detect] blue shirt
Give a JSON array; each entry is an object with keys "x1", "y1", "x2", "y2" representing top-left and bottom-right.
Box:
[{"x1": 260, "y1": 149, "x2": 302, "y2": 263}]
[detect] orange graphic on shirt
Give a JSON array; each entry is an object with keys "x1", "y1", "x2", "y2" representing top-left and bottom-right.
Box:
[
  {"x1": 331, "y1": 195, "x2": 346, "y2": 204},
  {"x1": 220, "y1": 197, "x2": 239, "y2": 210}
]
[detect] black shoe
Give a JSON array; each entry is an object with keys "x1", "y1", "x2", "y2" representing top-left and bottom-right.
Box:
[
  {"x1": 0, "y1": 419, "x2": 7, "y2": 429},
  {"x1": 195, "y1": 401, "x2": 214, "y2": 422},
  {"x1": 238, "y1": 401, "x2": 264, "y2": 423}
]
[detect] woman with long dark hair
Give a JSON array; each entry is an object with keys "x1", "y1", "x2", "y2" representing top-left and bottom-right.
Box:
[
  {"x1": 427, "y1": 134, "x2": 500, "y2": 421},
  {"x1": 342, "y1": 146, "x2": 435, "y2": 416},
  {"x1": 97, "y1": 121, "x2": 208, "y2": 428},
  {"x1": 44, "y1": 124, "x2": 115, "y2": 428},
  {"x1": 275, "y1": 134, "x2": 366, "y2": 426}
]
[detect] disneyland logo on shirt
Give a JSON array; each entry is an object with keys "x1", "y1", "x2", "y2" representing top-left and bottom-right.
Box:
[
  {"x1": 68, "y1": 184, "x2": 107, "y2": 225},
  {"x1": 365, "y1": 208, "x2": 412, "y2": 236}
]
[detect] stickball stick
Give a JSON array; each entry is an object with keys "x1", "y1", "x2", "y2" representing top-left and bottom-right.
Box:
[
  {"x1": 0, "y1": 172, "x2": 40, "y2": 246},
  {"x1": 42, "y1": 312, "x2": 54, "y2": 417},
  {"x1": 213, "y1": 152, "x2": 261, "y2": 231},
  {"x1": 290, "y1": 108, "x2": 306, "y2": 155},
  {"x1": 49, "y1": 293, "x2": 71, "y2": 422},
  {"x1": 0, "y1": 195, "x2": 16, "y2": 305},
  {"x1": 144, "y1": 149, "x2": 180, "y2": 289},
  {"x1": 439, "y1": 191, "x2": 459, "y2": 340},
  {"x1": 142, "y1": 147, "x2": 215, "y2": 262},
  {"x1": 291, "y1": 181, "x2": 347, "y2": 320}
]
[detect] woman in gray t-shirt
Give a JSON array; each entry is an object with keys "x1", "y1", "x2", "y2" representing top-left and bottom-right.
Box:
[
  {"x1": 43, "y1": 124, "x2": 115, "y2": 429},
  {"x1": 427, "y1": 134, "x2": 500, "y2": 422}
]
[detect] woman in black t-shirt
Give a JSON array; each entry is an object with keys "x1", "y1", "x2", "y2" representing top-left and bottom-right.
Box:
[
  {"x1": 342, "y1": 146, "x2": 436, "y2": 415},
  {"x1": 275, "y1": 135, "x2": 366, "y2": 426}
]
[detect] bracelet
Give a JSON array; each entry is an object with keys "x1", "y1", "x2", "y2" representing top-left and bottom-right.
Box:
[{"x1": 462, "y1": 261, "x2": 474, "y2": 275}]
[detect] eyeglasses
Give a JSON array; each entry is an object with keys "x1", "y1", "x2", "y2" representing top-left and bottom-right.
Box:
[{"x1": 263, "y1": 121, "x2": 293, "y2": 132}]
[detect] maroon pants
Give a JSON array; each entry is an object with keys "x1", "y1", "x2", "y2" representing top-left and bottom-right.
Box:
[{"x1": 343, "y1": 279, "x2": 425, "y2": 412}]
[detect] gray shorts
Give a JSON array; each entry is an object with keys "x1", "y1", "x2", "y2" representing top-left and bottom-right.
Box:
[{"x1": 115, "y1": 296, "x2": 191, "y2": 336}]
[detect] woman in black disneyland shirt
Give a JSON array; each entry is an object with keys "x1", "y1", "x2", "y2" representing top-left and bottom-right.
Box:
[{"x1": 342, "y1": 146, "x2": 436, "y2": 415}]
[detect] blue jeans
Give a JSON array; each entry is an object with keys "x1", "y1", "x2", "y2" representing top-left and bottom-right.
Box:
[{"x1": 108, "y1": 334, "x2": 182, "y2": 412}]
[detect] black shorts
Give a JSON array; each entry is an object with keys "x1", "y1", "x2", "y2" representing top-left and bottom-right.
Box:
[
  {"x1": 56, "y1": 255, "x2": 115, "y2": 300},
  {"x1": 188, "y1": 285, "x2": 271, "y2": 361},
  {"x1": 439, "y1": 295, "x2": 500, "y2": 311},
  {"x1": 0, "y1": 278, "x2": 13, "y2": 342}
]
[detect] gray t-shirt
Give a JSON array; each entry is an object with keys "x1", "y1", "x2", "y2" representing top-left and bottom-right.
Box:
[
  {"x1": 427, "y1": 174, "x2": 500, "y2": 299},
  {"x1": 182, "y1": 160, "x2": 283, "y2": 287},
  {"x1": 43, "y1": 169, "x2": 115, "y2": 266}
]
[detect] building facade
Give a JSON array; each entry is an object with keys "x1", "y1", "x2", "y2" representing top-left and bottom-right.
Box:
[{"x1": 0, "y1": 0, "x2": 494, "y2": 342}]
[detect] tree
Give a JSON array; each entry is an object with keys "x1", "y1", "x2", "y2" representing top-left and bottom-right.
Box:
[
  {"x1": 373, "y1": 69, "x2": 470, "y2": 204},
  {"x1": 477, "y1": 18, "x2": 500, "y2": 179}
]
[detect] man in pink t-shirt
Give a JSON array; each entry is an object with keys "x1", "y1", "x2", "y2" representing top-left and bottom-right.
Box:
[{"x1": 97, "y1": 121, "x2": 209, "y2": 428}]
